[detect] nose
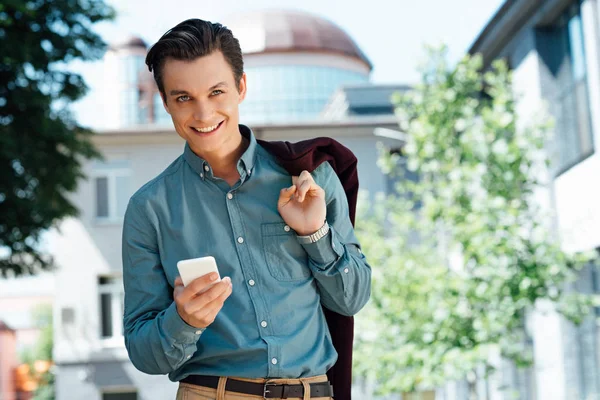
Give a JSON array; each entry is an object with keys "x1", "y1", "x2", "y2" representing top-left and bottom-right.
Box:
[{"x1": 192, "y1": 100, "x2": 214, "y2": 122}]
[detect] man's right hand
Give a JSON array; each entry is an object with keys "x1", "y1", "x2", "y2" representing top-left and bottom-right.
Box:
[{"x1": 174, "y1": 273, "x2": 233, "y2": 329}]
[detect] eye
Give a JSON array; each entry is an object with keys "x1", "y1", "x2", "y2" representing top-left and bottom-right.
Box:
[
  {"x1": 211, "y1": 89, "x2": 224, "y2": 96},
  {"x1": 176, "y1": 95, "x2": 190, "y2": 102}
]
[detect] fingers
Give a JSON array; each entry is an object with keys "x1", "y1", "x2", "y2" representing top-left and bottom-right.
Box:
[
  {"x1": 178, "y1": 272, "x2": 220, "y2": 303},
  {"x1": 291, "y1": 170, "x2": 312, "y2": 188},
  {"x1": 293, "y1": 170, "x2": 323, "y2": 203},
  {"x1": 174, "y1": 276, "x2": 183, "y2": 287},
  {"x1": 278, "y1": 184, "x2": 297, "y2": 208},
  {"x1": 183, "y1": 277, "x2": 232, "y2": 317},
  {"x1": 193, "y1": 283, "x2": 233, "y2": 323},
  {"x1": 174, "y1": 274, "x2": 233, "y2": 329},
  {"x1": 297, "y1": 179, "x2": 312, "y2": 202}
]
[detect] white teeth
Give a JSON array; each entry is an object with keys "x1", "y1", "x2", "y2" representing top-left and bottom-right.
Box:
[{"x1": 193, "y1": 123, "x2": 220, "y2": 133}]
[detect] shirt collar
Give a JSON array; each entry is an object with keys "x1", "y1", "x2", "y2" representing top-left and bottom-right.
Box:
[
  {"x1": 183, "y1": 124, "x2": 258, "y2": 181},
  {"x1": 238, "y1": 124, "x2": 257, "y2": 178}
]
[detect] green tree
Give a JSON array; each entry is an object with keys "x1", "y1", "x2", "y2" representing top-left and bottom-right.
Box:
[
  {"x1": 353, "y1": 46, "x2": 598, "y2": 399},
  {"x1": 0, "y1": 0, "x2": 114, "y2": 276}
]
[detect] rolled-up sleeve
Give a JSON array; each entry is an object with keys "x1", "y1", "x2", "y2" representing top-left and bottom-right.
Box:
[
  {"x1": 122, "y1": 197, "x2": 202, "y2": 375},
  {"x1": 299, "y1": 163, "x2": 372, "y2": 316}
]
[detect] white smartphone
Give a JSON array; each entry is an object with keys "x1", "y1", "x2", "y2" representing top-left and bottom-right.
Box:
[{"x1": 177, "y1": 256, "x2": 221, "y2": 290}]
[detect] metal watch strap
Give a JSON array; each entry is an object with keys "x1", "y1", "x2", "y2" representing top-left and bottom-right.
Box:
[{"x1": 297, "y1": 221, "x2": 330, "y2": 244}]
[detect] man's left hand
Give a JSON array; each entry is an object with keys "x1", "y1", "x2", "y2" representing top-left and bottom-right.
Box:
[{"x1": 277, "y1": 170, "x2": 326, "y2": 236}]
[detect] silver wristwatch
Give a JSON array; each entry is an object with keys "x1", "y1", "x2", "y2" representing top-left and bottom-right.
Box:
[{"x1": 297, "y1": 221, "x2": 330, "y2": 244}]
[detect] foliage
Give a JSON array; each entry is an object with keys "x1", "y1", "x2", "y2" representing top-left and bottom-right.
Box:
[
  {"x1": 0, "y1": 0, "x2": 114, "y2": 276},
  {"x1": 353, "y1": 46, "x2": 598, "y2": 397}
]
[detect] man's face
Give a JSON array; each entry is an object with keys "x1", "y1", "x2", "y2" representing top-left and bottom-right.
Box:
[{"x1": 161, "y1": 50, "x2": 247, "y2": 158}]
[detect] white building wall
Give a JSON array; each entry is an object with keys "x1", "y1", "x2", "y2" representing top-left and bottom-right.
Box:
[
  {"x1": 497, "y1": 1, "x2": 600, "y2": 400},
  {"x1": 553, "y1": 0, "x2": 600, "y2": 254},
  {"x1": 51, "y1": 137, "x2": 185, "y2": 400}
]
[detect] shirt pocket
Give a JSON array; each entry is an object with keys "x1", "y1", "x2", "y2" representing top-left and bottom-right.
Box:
[{"x1": 261, "y1": 222, "x2": 311, "y2": 281}]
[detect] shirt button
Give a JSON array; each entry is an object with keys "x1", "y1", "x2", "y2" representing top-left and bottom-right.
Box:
[
  {"x1": 344, "y1": 268, "x2": 349, "y2": 274},
  {"x1": 204, "y1": 165, "x2": 210, "y2": 172},
  {"x1": 261, "y1": 321, "x2": 268, "y2": 328},
  {"x1": 227, "y1": 193, "x2": 233, "y2": 200},
  {"x1": 247, "y1": 169, "x2": 252, "y2": 175},
  {"x1": 284, "y1": 225, "x2": 291, "y2": 232},
  {"x1": 249, "y1": 279, "x2": 255, "y2": 286},
  {"x1": 271, "y1": 358, "x2": 278, "y2": 365},
  {"x1": 195, "y1": 330, "x2": 203, "y2": 335},
  {"x1": 237, "y1": 237, "x2": 244, "y2": 244},
  {"x1": 200, "y1": 173, "x2": 204, "y2": 178},
  {"x1": 186, "y1": 355, "x2": 191, "y2": 359}
]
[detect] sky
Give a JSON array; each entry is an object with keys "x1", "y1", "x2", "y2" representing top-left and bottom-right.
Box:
[{"x1": 71, "y1": 0, "x2": 506, "y2": 128}]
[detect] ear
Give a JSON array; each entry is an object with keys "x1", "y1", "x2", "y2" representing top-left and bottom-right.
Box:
[
  {"x1": 160, "y1": 92, "x2": 171, "y2": 115},
  {"x1": 237, "y1": 73, "x2": 247, "y2": 104}
]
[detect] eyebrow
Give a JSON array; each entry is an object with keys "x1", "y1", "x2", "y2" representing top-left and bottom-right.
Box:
[{"x1": 169, "y1": 82, "x2": 228, "y2": 96}]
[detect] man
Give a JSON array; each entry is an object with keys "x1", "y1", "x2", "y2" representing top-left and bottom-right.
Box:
[{"x1": 122, "y1": 18, "x2": 371, "y2": 400}]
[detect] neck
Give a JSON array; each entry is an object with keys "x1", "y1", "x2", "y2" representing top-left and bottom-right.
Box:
[{"x1": 195, "y1": 134, "x2": 249, "y2": 179}]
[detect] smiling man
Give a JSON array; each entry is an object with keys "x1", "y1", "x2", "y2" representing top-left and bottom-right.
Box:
[{"x1": 121, "y1": 19, "x2": 371, "y2": 400}]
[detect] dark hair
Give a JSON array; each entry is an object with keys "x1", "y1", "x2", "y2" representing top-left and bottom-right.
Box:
[{"x1": 145, "y1": 18, "x2": 244, "y2": 99}]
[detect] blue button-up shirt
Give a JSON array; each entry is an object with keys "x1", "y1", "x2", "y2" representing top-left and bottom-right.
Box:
[{"x1": 122, "y1": 127, "x2": 371, "y2": 382}]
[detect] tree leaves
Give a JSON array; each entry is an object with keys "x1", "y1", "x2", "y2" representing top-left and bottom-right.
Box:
[
  {"x1": 353, "y1": 46, "x2": 598, "y2": 396},
  {"x1": 0, "y1": 0, "x2": 115, "y2": 276}
]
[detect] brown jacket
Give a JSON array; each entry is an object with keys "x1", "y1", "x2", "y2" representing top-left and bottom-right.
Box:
[{"x1": 258, "y1": 132, "x2": 359, "y2": 400}]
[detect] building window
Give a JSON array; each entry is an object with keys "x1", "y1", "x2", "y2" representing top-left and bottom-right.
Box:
[
  {"x1": 540, "y1": 0, "x2": 594, "y2": 174},
  {"x1": 102, "y1": 390, "x2": 137, "y2": 400},
  {"x1": 99, "y1": 276, "x2": 124, "y2": 340},
  {"x1": 93, "y1": 160, "x2": 131, "y2": 222},
  {"x1": 592, "y1": 250, "x2": 600, "y2": 319},
  {"x1": 240, "y1": 65, "x2": 368, "y2": 124}
]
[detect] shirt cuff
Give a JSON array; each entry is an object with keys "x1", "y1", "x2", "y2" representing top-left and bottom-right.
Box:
[
  {"x1": 299, "y1": 227, "x2": 344, "y2": 267},
  {"x1": 161, "y1": 302, "x2": 205, "y2": 344}
]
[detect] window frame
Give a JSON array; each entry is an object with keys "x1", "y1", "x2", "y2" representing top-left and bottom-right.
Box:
[
  {"x1": 92, "y1": 163, "x2": 131, "y2": 224},
  {"x1": 547, "y1": 0, "x2": 596, "y2": 175},
  {"x1": 98, "y1": 274, "x2": 125, "y2": 346}
]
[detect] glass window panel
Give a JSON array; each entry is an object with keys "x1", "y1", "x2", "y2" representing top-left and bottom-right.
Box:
[
  {"x1": 567, "y1": 11, "x2": 586, "y2": 80},
  {"x1": 95, "y1": 177, "x2": 109, "y2": 218},
  {"x1": 100, "y1": 293, "x2": 113, "y2": 338},
  {"x1": 559, "y1": 90, "x2": 579, "y2": 168},
  {"x1": 238, "y1": 65, "x2": 367, "y2": 122},
  {"x1": 575, "y1": 80, "x2": 594, "y2": 155},
  {"x1": 544, "y1": 1, "x2": 594, "y2": 173},
  {"x1": 99, "y1": 276, "x2": 117, "y2": 285}
]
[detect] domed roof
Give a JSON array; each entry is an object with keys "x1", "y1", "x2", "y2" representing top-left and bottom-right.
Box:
[
  {"x1": 223, "y1": 10, "x2": 372, "y2": 70},
  {"x1": 0, "y1": 320, "x2": 14, "y2": 332},
  {"x1": 110, "y1": 35, "x2": 148, "y2": 51}
]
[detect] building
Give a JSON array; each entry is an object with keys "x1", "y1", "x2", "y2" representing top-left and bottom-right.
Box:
[
  {"x1": 0, "y1": 274, "x2": 54, "y2": 355},
  {"x1": 50, "y1": 9, "x2": 405, "y2": 400},
  {"x1": 469, "y1": 0, "x2": 600, "y2": 399},
  {"x1": 0, "y1": 321, "x2": 17, "y2": 400},
  {"x1": 225, "y1": 9, "x2": 373, "y2": 124},
  {"x1": 0, "y1": 275, "x2": 54, "y2": 400}
]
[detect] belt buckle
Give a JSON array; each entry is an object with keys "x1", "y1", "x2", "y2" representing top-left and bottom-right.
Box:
[{"x1": 263, "y1": 382, "x2": 277, "y2": 399}]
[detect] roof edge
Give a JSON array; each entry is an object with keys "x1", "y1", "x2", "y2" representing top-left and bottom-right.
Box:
[{"x1": 468, "y1": 0, "x2": 573, "y2": 65}]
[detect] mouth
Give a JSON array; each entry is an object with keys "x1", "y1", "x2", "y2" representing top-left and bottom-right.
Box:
[{"x1": 191, "y1": 120, "x2": 224, "y2": 135}]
